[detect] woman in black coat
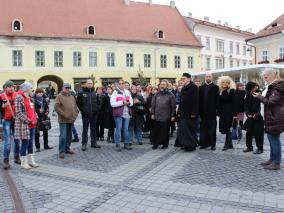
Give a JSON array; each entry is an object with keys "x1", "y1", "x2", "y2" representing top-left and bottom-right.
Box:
[
  {"x1": 96, "y1": 87, "x2": 105, "y2": 141},
  {"x1": 102, "y1": 86, "x2": 115, "y2": 143},
  {"x1": 243, "y1": 82, "x2": 264, "y2": 154},
  {"x1": 218, "y1": 76, "x2": 237, "y2": 151}
]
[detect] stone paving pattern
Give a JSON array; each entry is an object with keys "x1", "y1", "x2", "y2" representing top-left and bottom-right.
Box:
[{"x1": 0, "y1": 101, "x2": 284, "y2": 213}]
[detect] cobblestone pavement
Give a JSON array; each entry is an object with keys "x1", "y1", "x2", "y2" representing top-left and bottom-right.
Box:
[{"x1": 0, "y1": 101, "x2": 284, "y2": 213}]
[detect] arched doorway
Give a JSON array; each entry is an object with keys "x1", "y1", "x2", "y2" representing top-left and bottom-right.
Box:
[{"x1": 37, "y1": 75, "x2": 64, "y2": 98}]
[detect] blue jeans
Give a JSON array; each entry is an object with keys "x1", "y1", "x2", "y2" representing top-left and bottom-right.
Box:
[
  {"x1": 59, "y1": 123, "x2": 73, "y2": 153},
  {"x1": 114, "y1": 117, "x2": 130, "y2": 144},
  {"x1": 82, "y1": 115, "x2": 97, "y2": 145},
  {"x1": 128, "y1": 125, "x2": 142, "y2": 144},
  {"x1": 21, "y1": 128, "x2": 35, "y2": 156},
  {"x1": 267, "y1": 133, "x2": 282, "y2": 165},
  {"x1": 3, "y1": 120, "x2": 20, "y2": 161},
  {"x1": 72, "y1": 126, "x2": 79, "y2": 140}
]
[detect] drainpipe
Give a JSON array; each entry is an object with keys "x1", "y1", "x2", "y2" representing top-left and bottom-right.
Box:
[{"x1": 246, "y1": 42, "x2": 257, "y2": 64}]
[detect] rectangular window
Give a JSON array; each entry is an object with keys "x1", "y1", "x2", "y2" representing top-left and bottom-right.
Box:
[
  {"x1": 229, "y1": 41, "x2": 234, "y2": 54},
  {"x1": 174, "y1": 56, "x2": 181, "y2": 69},
  {"x1": 12, "y1": 50, "x2": 22, "y2": 67},
  {"x1": 188, "y1": 56, "x2": 194, "y2": 69},
  {"x1": 236, "y1": 60, "x2": 240, "y2": 67},
  {"x1": 230, "y1": 59, "x2": 234, "y2": 68},
  {"x1": 279, "y1": 47, "x2": 284, "y2": 59},
  {"x1": 126, "y1": 53, "x2": 134, "y2": 67},
  {"x1": 160, "y1": 55, "x2": 167, "y2": 68},
  {"x1": 73, "y1": 51, "x2": 82, "y2": 67},
  {"x1": 205, "y1": 37, "x2": 210, "y2": 50},
  {"x1": 215, "y1": 58, "x2": 224, "y2": 69},
  {"x1": 89, "y1": 52, "x2": 97, "y2": 67},
  {"x1": 236, "y1": 43, "x2": 240, "y2": 55},
  {"x1": 206, "y1": 57, "x2": 211, "y2": 70},
  {"x1": 54, "y1": 51, "x2": 63, "y2": 67},
  {"x1": 107, "y1": 52, "x2": 115, "y2": 67},
  {"x1": 243, "y1": 60, "x2": 247, "y2": 66},
  {"x1": 35, "y1": 51, "x2": 45, "y2": 67},
  {"x1": 243, "y1": 45, "x2": 247, "y2": 56},
  {"x1": 216, "y1": 39, "x2": 224, "y2": 52},
  {"x1": 144, "y1": 54, "x2": 151, "y2": 68},
  {"x1": 261, "y1": 49, "x2": 268, "y2": 61}
]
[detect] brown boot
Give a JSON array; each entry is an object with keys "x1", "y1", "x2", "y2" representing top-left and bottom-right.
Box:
[
  {"x1": 261, "y1": 160, "x2": 272, "y2": 166},
  {"x1": 264, "y1": 163, "x2": 280, "y2": 170}
]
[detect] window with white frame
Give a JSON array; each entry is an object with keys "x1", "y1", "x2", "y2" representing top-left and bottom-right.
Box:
[
  {"x1": 160, "y1": 55, "x2": 167, "y2": 68},
  {"x1": 230, "y1": 59, "x2": 234, "y2": 68},
  {"x1": 12, "y1": 20, "x2": 22, "y2": 31},
  {"x1": 126, "y1": 53, "x2": 134, "y2": 67},
  {"x1": 87, "y1": 26, "x2": 95, "y2": 35},
  {"x1": 35, "y1": 51, "x2": 45, "y2": 67},
  {"x1": 236, "y1": 59, "x2": 240, "y2": 67},
  {"x1": 216, "y1": 39, "x2": 224, "y2": 52},
  {"x1": 54, "y1": 51, "x2": 63, "y2": 67},
  {"x1": 205, "y1": 37, "x2": 210, "y2": 50},
  {"x1": 174, "y1": 56, "x2": 181, "y2": 69},
  {"x1": 144, "y1": 54, "x2": 151, "y2": 68},
  {"x1": 73, "y1": 51, "x2": 82, "y2": 67},
  {"x1": 107, "y1": 52, "x2": 115, "y2": 67},
  {"x1": 206, "y1": 57, "x2": 211, "y2": 70},
  {"x1": 12, "y1": 50, "x2": 22, "y2": 67},
  {"x1": 229, "y1": 41, "x2": 234, "y2": 54},
  {"x1": 236, "y1": 43, "x2": 240, "y2": 55},
  {"x1": 89, "y1": 52, "x2": 97, "y2": 67},
  {"x1": 188, "y1": 56, "x2": 194, "y2": 69},
  {"x1": 279, "y1": 47, "x2": 284, "y2": 59},
  {"x1": 215, "y1": 58, "x2": 224, "y2": 69},
  {"x1": 261, "y1": 49, "x2": 268, "y2": 61},
  {"x1": 243, "y1": 60, "x2": 247, "y2": 66},
  {"x1": 243, "y1": 45, "x2": 247, "y2": 56}
]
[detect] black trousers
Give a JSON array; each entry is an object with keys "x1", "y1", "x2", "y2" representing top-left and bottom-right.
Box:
[
  {"x1": 245, "y1": 119, "x2": 264, "y2": 151},
  {"x1": 224, "y1": 132, "x2": 233, "y2": 149},
  {"x1": 96, "y1": 113, "x2": 104, "y2": 139},
  {"x1": 35, "y1": 130, "x2": 48, "y2": 149},
  {"x1": 199, "y1": 119, "x2": 217, "y2": 148},
  {"x1": 152, "y1": 121, "x2": 170, "y2": 147}
]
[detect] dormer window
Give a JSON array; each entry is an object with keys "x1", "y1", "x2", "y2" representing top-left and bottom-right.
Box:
[
  {"x1": 158, "y1": 30, "x2": 164, "y2": 39},
  {"x1": 87, "y1": 26, "x2": 96, "y2": 35},
  {"x1": 12, "y1": 19, "x2": 22, "y2": 31},
  {"x1": 272, "y1": 23, "x2": 278, "y2": 27}
]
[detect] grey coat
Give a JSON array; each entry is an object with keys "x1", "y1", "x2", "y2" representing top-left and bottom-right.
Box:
[{"x1": 151, "y1": 91, "x2": 176, "y2": 122}]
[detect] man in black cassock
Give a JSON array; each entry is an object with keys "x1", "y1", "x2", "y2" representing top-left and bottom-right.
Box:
[
  {"x1": 175, "y1": 73, "x2": 199, "y2": 151},
  {"x1": 199, "y1": 72, "x2": 219, "y2": 150}
]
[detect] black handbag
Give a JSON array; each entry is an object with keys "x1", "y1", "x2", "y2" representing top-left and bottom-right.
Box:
[{"x1": 39, "y1": 116, "x2": 51, "y2": 131}]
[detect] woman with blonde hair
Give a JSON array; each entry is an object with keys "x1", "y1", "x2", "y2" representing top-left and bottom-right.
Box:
[{"x1": 217, "y1": 76, "x2": 237, "y2": 151}]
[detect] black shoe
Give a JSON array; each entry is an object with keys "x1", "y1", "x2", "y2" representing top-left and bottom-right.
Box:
[
  {"x1": 66, "y1": 150, "x2": 75, "y2": 154},
  {"x1": 184, "y1": 147, "x2": 196, "y2": 152},
  {"x1": 14, "y1": 156, "x2": 21, "y2": 164},
  {"x1": 243, "y1": 148, "x2": 253, "y2": 153},
  {"x1": 200, "y1": 146, "x2": 209, "y2": 149},
  {"x1": 211, "y1": 147, "x2": 216, "y2": 151},
  {"x1": 161, "y1": 146, "x2": 168, "y2": 149},
  {"x1": 44, "y1": 146, "x2": 53, "y2": 150},
  {"x1": 138, "y1": 142, "x2": 143, "y2": 145},
  {"x1": 116, "y1": 144, "x2": 122, "y2": 152},
  {"x1": 36, "y1": 148, "x2": 41, "y2": 152},
  {"x1": 59, "y1": 153, "x2": 65, "y2": 159},
  {"x1": 253, "y1": 150, "x2": 263, "y2": 154},
  {"x1": 222, "y1": 147, "x2": 228, "y2": 151},
  {"x1": 81, "y1": 145, "x2": 87, "y2": 151},
  {"x1": 3, "y1": 160, "x2": 10, "y2": 170},
  {"x1": 72, "y1": 138, "x2": 79, "y2": 143},
  {"x1": 91, "y1": 144, "x2": 101, "y2": 148},
  {"x1": 152, "y1": 145, "x2": 158, "y2": 150},
  {"x1": 124, "y1": 144, "x2": 132, "y2": 150}
]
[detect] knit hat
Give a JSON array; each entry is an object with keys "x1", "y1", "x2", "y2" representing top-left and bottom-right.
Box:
[
  {"x1": 20, "y1": 82, "x2": 33, "y2": 92},
  {"x1": 3, "y1": 80, "x2": 14, "y2": 89}
]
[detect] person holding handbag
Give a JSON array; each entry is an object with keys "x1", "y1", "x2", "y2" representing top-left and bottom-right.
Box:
[
  {"x1": 15, "y1": 82, "x2": 39, "y2": 170},
  {"x1": 33, "y1": 88, "x2": 52, "y2": 152},
  {"x1": 0, "y1": 80, "x2": 20, "y2": 169}
]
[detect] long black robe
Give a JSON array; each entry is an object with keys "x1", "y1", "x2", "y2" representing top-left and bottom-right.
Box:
[{"x1": 175, "y1": 82, "x2": 199, "y2": 150}]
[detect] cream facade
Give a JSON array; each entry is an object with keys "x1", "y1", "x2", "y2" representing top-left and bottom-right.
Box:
[{"x1": 0, "y1": 37, "x2": 201, "y2": 90}]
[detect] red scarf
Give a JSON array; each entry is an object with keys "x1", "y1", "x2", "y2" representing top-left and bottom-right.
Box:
[{"x1": 18, "y1": 90, "x2": 37, "y2": 129}]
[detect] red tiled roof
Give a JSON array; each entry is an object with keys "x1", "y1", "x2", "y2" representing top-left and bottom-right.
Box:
[
  {"x1": 246, "y1": 13, "x2": 284, "y2": 41},
  {"x1": 0, "y1": 0, "x2": 202, "y2": 47},
  {"x1": 187, "y1": 17, "x2": 254, "y2": 36}
]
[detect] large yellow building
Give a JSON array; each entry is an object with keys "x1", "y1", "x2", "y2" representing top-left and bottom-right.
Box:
[{"x1": 0, "y1": 0, "x2": 202, "y2": 91}]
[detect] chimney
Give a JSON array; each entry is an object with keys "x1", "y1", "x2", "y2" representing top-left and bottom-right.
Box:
[
  {"x1": 217, "y1": 20, "x2": 221, "y2": 25},
  {"x1": 224, "y1": 22, "x2": 228, "y2": 27},
  {"x1": 204, "y1": 16, "x2": 209, "y2": 21},
  {"x1": 247, "y1": 28, "x2": 252, "y2": 32},
  {"x1": 149, "y1": 0, "x2": 152, "y2": 4},
  {"x1": 236, "y1": 26, "x2": 240, "y2": 30},
  {"x1": 170, "y1": 0, "x2": 175, "y2": 8},
  {"x1": 188, "y1": 12, "x2": 192, "y2": 17},
  {"x1": 123, "y1": 0, "x2": 130, "y2": 5}
]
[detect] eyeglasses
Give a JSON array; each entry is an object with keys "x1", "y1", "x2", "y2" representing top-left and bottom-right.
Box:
[{"x1": 65, "y1": 87, "x2": 71, "y2": 89}]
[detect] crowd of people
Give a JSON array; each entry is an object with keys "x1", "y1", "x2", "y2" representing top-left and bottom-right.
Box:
[{"x1": 0, "y1": 68, "x2": 283, "y2": 171}]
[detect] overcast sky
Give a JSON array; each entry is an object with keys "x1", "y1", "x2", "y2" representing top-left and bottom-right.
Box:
[{"x1": 135, "y1": 0, "x2": 283, "y2": 33}]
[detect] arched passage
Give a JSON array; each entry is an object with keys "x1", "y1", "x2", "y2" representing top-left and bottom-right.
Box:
[{"x1": 37, "y1": 75, "x2": 64, "y2": 97}]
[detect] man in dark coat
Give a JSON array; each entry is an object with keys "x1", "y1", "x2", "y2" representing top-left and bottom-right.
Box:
[
  {"x1": 175, "y1": 73, "x2": 199, "y2": 151},
  {"x1": 199, "y1": 72, "x2": 219, "y2": 150},
  {"x1": 76, "y1": 79, "x2": 101, "y2": 151}
]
